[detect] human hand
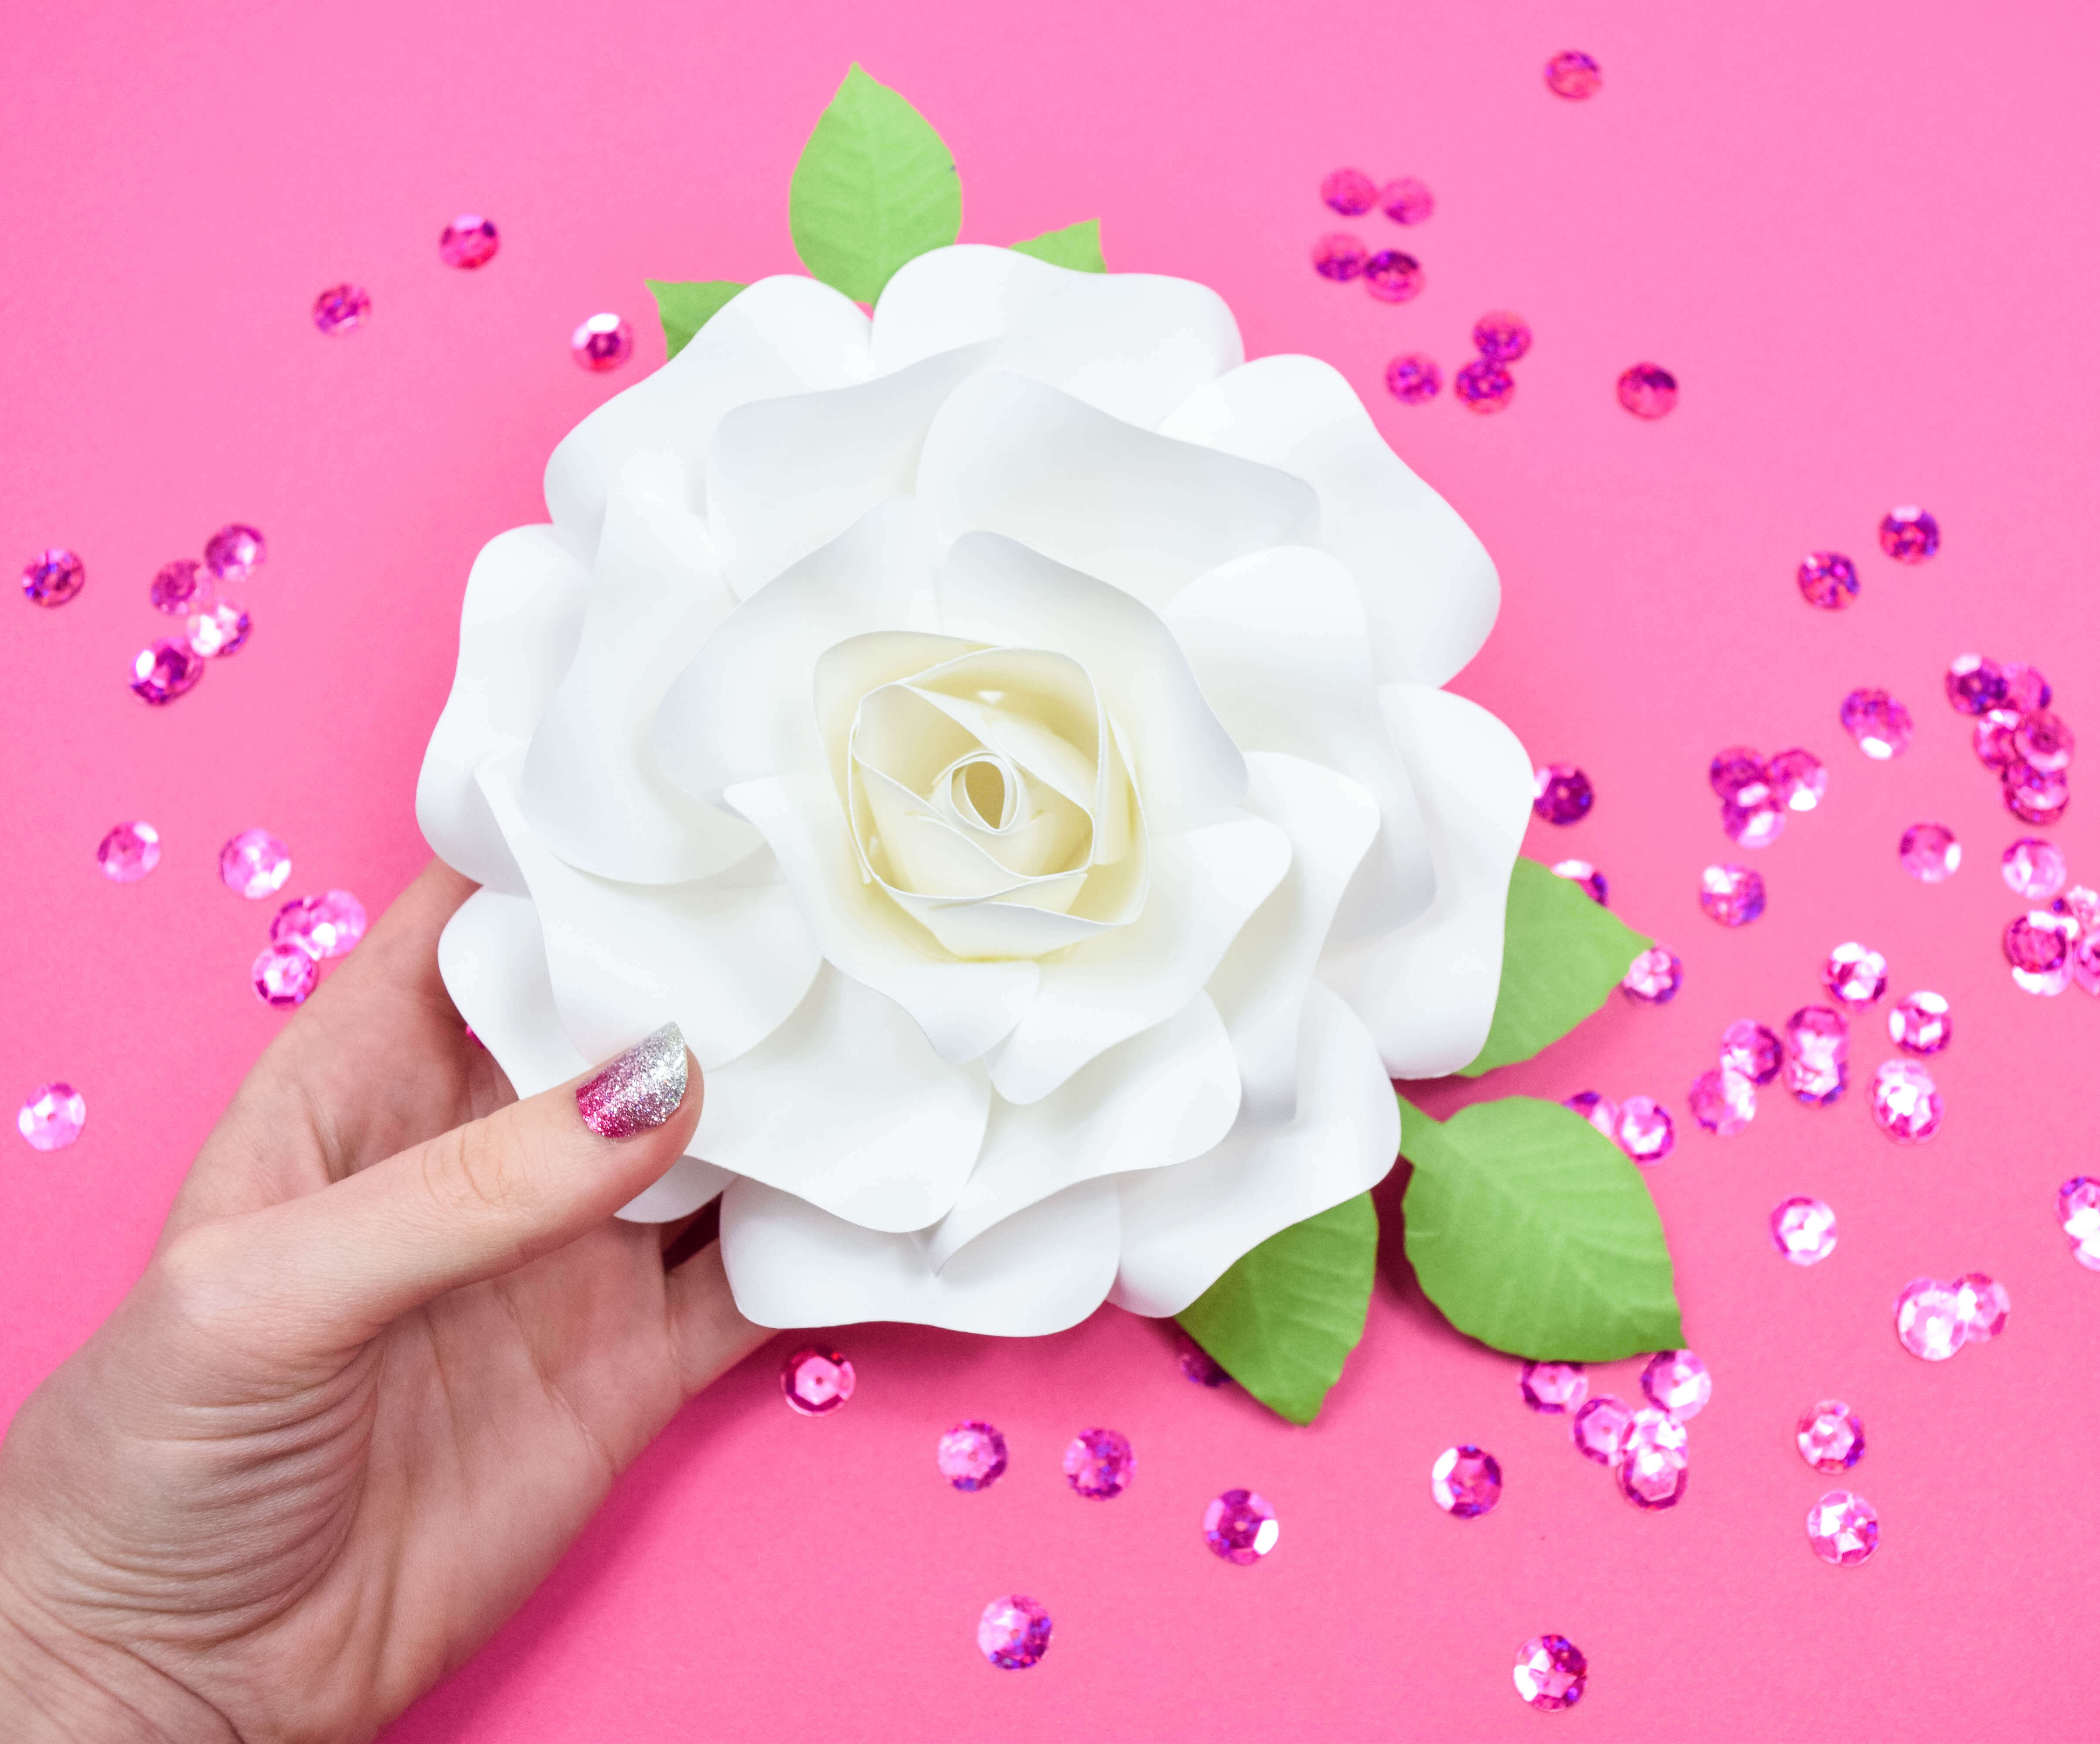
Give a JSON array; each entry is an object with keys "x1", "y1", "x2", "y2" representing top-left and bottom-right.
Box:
[{"x1": 0, "y1": 862, "x2": 768, "y2": 1742}]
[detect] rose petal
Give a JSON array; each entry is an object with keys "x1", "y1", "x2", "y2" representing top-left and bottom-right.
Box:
[
  {"x1": 926, "y1": 992, "x2": 1239, "y2": 1270},
  {"x1": 1160, "y1": 354, "x2": 1499, "y2": 689},
  {"x1": 989, "y1": 811, "x2": 1291, "y2": 1104},
  {"x1": 435, "y1": 888, "x2": 732, "y2": 1222},
  {"x1": 520, "y1": 492, "x2": 761, "y2": 883},
  {"x1": 545, "y1": 274, "x2": 872, "y2": 565},
  {"x1": 919, "y1": 372, "x2": 1319, "y2": 612},
  {"x1": 1208, "y1": 753, "x2": 1381, "y2": 1121},
  {"x1": 1163, "y1": 545, "x2": 1435, "y2": 941},
  {"x1": 697, "y1": 967, "x2": 990, "y2": 1233},
  {"x1": 1318, "y1": 686, "x2": 1532, "y2": 1077},
  {"x1": 871, "y1": 243, "x2": 1243, "y2": 429},
  {"x1": 721, "y1": 1175, "x2": 1121, "y2": 1335},
  {"x1": 478, "y1": 751, "x2": 820, "y2": 1070},
  {"x1": 416, "y1": 526, "x2": 591, "y2": 895},
  {"x1": 1108, "y1": 981, "x2": 1398, "y2": 1317}
]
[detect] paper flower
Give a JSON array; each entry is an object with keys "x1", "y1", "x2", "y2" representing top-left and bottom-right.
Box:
[{"x1": 419, "y1": 239, "x2": 1532, "y2": 1335}]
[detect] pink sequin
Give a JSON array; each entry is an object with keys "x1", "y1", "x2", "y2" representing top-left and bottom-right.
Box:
[
  {"x1": 1571, "y1": 1395, "x2": 1634, "y2": 1464},
  {"x1": 781, "y1": 1345, "x2": 855, "y2": 1414},
  {"x1": 1767, "y1": 747, "x2": 1828, "y2": 812},
  {"x1": 1379, "y1": 176, "x2": 1435, "y2": 224},
  {"x1": 2005, "y1": 909, "x2": 2076, "y2": 995},
  {"x1": 1320, "y1": 168, "x2": 1379, "y2": 215},
  {"x1": 1471, "y1": 312, "x2": 1532, "y2": 362},
  {"x1": 2015, "y1": 712, "x2": 2075, "y2": 773},
  {"x1": 1620, "y1": 947, "x2": 1683, "y2": 1004},
  {"x1": 1722, "y1": 792, "x2": 1786, "y2": 848},
  {"x1": 21, "y1": 548, "x2": 84, "y2": 607},
  {"x1": 1841, "y1": 688, "x2": 1913, "y2": 759},
  {"x1": 186, "y1": 600, "x2": 250, "y2": 658},
  {"x1": 149, "y1": 559, "x2": 211, "y2": 615},
  {"x1": 1698, "y1": 863, "x2": 1765, "y2": 926},
  {"x1": 1709, "y1": 746, "x2": 1768, "y2": 801},
  {"x1": 129, "y1": 640, "x2": 205, "y2": 705},
  {"x1": 1771, "y1": 1196, "x2": 1837, "y2": 1265},
  {"x1": 1952, "y1": 1271, "x2": 2009, "y2": 1342},
  {"x1": 571, "y1": 312, "x2": 633, "y2": 371},
  {"x1": 1720, "y1": 1019, "x2": 1782, "y2": 1084},
  {"x1": 1870, "y1": 1059, "x2": 1943, "y2": 1142},
  {"x1": 1532, "y1": 763, "x2": 1593, "y2": 824},
  {"x1": 1641, "y1": 1351, "x2": 1712, "y2": 1420},
  {"x1": 1520, "y1": 1361, "x2": 1589, "y2": 1414},
  {"x1": 1544, "y1": 51, "x2": 1603, "y2": 99},
  {"x1": 1946, "y1": 654, "x2": 2008, "y2": 715},
  {"x1": 978, "y1": 1595, "x2": 1052, "y2": 1669},
  {"x1": 1563, "y1": 1090, "x2": 1620, "y2": 1138},
  {"x1": 1429, "y1": 1445, "x2": 1503, "y2": 1517},
  {"x1": 203, "y1": 524, "x2": 265, "y2": 582},
  {"x1": 96, "y1": 821, "x2": 160, "y2": 883},
  {"x1": 1550, "y1": 859, "x2": 1608, "y2": 904},
  {"x1": 1063, "y1": 1427, "x2": 1134, "y2": 1499},
  {"x1": 2003, "y1": 761, "x2": 2069, "y2": 826},
  {"x1": 439, "y1": 214, "x2": 500, "y2": 269},
  {"x1": 1894, "y1": 1278, "x2": 1966, "y2": 1360},
  {"x1": 17, "y1": 1083, "x2": 85, "y2": 1151},
  {"x1": 1974, "y1": 708, "x2": 2025, "y2": 770},
  {"x1": 1513, "y1": 1635, "x2": 1588, "y2": 1711},
  {"x1": 1796, "y1": 1401, "x2": 1865, "y2": 1473},
  {"x1": 1456, "y1": 358, "x2": 1517, "y2": 414},
  {"x1": 1384, "y1": 354, "x2": 1442, "y2": 403},
  {"x1": 1312, "y1": 232, "x2": 1368, "y2": 280},
  {"x1": 1617, "y1": 1444, "x2": 1689, "y2": 1510},
  {"x1": 272, "y1": 890, "x2": 368, "y2": 959},
  {"x1": 219, "y1": 829, "x2": 291, "y2": 899},
  {"x1": 1898, "y1": 822, "x2": 1960, "y2": 882},
  {"x1": 1617, "y1": 362, "x2": 1677, "y2": 418},
  {"x1": 1879, "y1": 505, "x2": 1939, "y2": 562},
  {"x1": 1824, "y1": 941, "x2": 1889, "y2": 1005},
  {"x1": 312, "y1": 284, "x2": 370, "y2": 334},
  {"x1": 1688, "y1": 1067, "x2": 1755, "y2": 1135},
  {"x1": 1615, "y1": 1096, "x2": 1675, "y2": 1164},
  {"x1": 1363, "y1": 250, "x2": 1423, "y2": 303},
  {"x1": 1203, "y1": 1489, "x2": 1280, "y2": 1564},
  {"x1": 2003, "y1": 837, "x2": 2068, "y2": 900},
  {"x1": 2004, "y1": 661, "x2": 2053, "y2": 711},
  {"x1": 1797, "y1": 552, "x2": 1860, "y2": 610},
  {"x1": 937, "y1": 1421, "x2": 1008, "y2": 1491},
  {"x1": 1887, "y1": 990, "x2": 1951, "y2": 1055},
  {"x1": 252, "y1": 941, "x2": 319, "y2": 1008},
  {"x1": 1807, "y1": 1490, "x2": 1879, "y2": 1565}
]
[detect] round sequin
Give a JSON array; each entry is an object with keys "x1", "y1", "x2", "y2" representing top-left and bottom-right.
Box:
[
  {"x1": 937, "y1": 1421, "x2": 1008, "y2": 1491},
  {"x1": 2003, "y1": 761, "x2": 2070, "y2": 827},
  {"x1": 1898, "y1": 821, "x2": 1960, "y2": 882},
  {"x1": 1807, "y1": 1491, "x2": 1879, "y2": 1566},
  {"x1": 129, "y1": 640, "x2": 205, "y2": 705},
  {"x1": 1722, "y1": 791, "x2": 1785, "y2": 849},
  {"x1": 219, "y1": 829, "x2": 291, "y2": 899},
  {"x1": 204, "y1": 524, "x2": 265, "y2": 582},
  {"x1": 1063, "y1": 1427, "x2": 1134, "y2": 1499},
  {"x1": 2004, "y1": 661, "x2": 2052, "y2": 711},
  {"x1": 1797, "y1": 1401, "x2": 1864, "y2": 1473},
  {"x1": 1953, "y1": 1271, "x2": 2009, "y2": 1341},
  {"x1": 1879, "y1": 506, "x2": 1939, "y2": 563},
  {"x1": 1455, "y1": 358, "x2": 1516, "y2": 413},
  {"x1": 1841, "y1": 688, "x2": 1914, "y2": 759},
  {"x1": 1870, "y1": 1059, "x2": 1943, "y2": 1142},
  {"x1": 1617, "y1": 1442, "x2": 1688, "y2": 1510},
  {"x1": 150, "y1": 559, "x2": 211, "y2": 614},
  {"x1": 1688, "y1": 1067, "x2": 1755, "y2": 1135},
  {"x1": 1379, "y1": 176, "x2": 1435, "y2": 225},
  {"x1": 2003, "y1": 836, "x2": 2068, "y2": 900},
  {"x1": 1824, "y1": 942, "x2": 1889, "y2": 1006},
  {"x1": 1384, "y1": 354, "x2": 1442, "y2": 403},
  {"x1": 1767, "y1": 748, "x2": 1828, "y2": 812},
  {"x1": 1571, "y1": 1394, "x2": 1633, "y2": 1464},
  {"x1": 313, "y1": 283, "x2": 370, "y2": 334},
  {"x1": 1699, "y1": 863, "x2": 1765, "y2": 926},
  {"x1": 1709, "y1": 746, "x2": 1767, "y2": 801},
  {"x1": 1617, "y1": 362, "x2": 1677, "y2": 418},
  {"x1": 1620, "y1": 947, "x2": 1683, "y2": 1004},
  {"x1": 978, "y1": 1595, "x2": 1051, "y2": 1669},
  {"x1": 439, "y1": 214, "x2": 501, "y2": 269},
  {"x1": 781, "y1": 1344, "x2": 855, "y2": 1414},
  {"x1": 21, "y1": 548, "x2": 84, "y2": 607},
  {"x1": 1641, "y1": 1351, "x2": 1712, "y2": 1420},
  {"x1": 1720, "y1": 1019, "x2": 1783, "y2": 1084},
  {"x1": 186, "y1": 600, "x2": 250, "y2": 658},
  {"x1": 1894, "y1": 1278, "x2": 1966, "y2": 1361},
  {"x1": 1520, "y1": 1361, "x2": 1588, "y2": 1415},
  {"x1": 17, "y1": 1083, "x2": 85, "y2": 1151},
  {"x1": 1974, "y1": 708, "x2": 2025, "y2": 770},
  {"x1": 2015, "y1": 711, "x2": 2075, "y2": 773},
  {"x1": 1797, "y1": 552, "x2": 1860, "y2": 610},
  {"x1": 1771, "y1": 1196, "x2": 1837, "y2": 1265},
  {"x1": 252, "y1": 941, "x2": 319, "y2": 1008},
  {"x1": 97, "y1": 821, "x2": 160, "y2": 884},
  {"x1": 571, "y1": 312, "x2": 633, "y2": 371},
  {"x1": 1203, "y1": 1489, "x2": 1279, "y2": 1564},
  {"x1": 1544, "y1": 50, "x2": 1602, "y2": 99},
  {"x1": 1363, "y1": 249, "x2": 1423, "y2": 303},
  {"x1": 1615, "y1": 1096, "x2": 1675, "y2": 1165},
  {"x1": 1514, "y1": 1635, "x2": 1588, "y2": 1711},
  {"x1": 1532, "y1": 763, "x2": 1593, "y2": 824},
  {"x1": 1550, "y1": 859, "x2": 1607, "y2": 905},
  {"x1": 2005, "y1": 909, "x2": 2076, "y2": 995},
  {"x1": 1312, "y1": 232, "x2": 1368, "y2": 280},
  {"x1": 1887, "y1": 991, "x2": 1950, "y2": 1055},
  {"x1": 1320, "y1": 168, "x2": 1379, "y2": 215},
  {"x1": 272, "y1": 890, "x2": 368, "y2": 959},
  {"x1": 1471, "y1": 312, "x2": 1532, "y2": 362},
  {"x1": 1430, "y1": 1446, "x2": 1502, "y2": 1517},
  {"x1": 1946, "y1": 654, "x2": 2008, "y2": 716}
]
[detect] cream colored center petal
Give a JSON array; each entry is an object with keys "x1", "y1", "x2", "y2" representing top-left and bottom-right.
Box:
[{"x1": 831, "y1": 644, "x2": 1147, "y2": 961}]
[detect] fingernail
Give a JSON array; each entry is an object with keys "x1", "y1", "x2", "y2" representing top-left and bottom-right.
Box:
[{"x1": 576, "y1": 1022, "x2": 688, "y2": 1138}]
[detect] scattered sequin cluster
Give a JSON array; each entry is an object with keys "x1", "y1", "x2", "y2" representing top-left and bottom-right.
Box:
[
  {"x1": 126, "y1": 523, "x2": 266, "y2": 705},
  {"x1": 1563, "y1": 1090, "x2": 1676, "y2": 1165},
  {"x1": 215, "y1": 828, "x2": 367, "y2": 1008},
  {"x1": 1946, "y1": 652, "x2": 2070, "y2": 823},
  {"x1": 1316, "y1": 166, "x2": 1430, "y2": 316},
  {"x1": 1708, "y1": 743, "x2": 1824, "y2": 849},
  {"x1": 1894, "y1": 1275, "x2": 2008, "y2": 1361}
]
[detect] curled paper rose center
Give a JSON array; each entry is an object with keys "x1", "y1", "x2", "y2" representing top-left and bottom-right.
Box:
[{"x1": 827, "y1": 640, "x2": 1144, "y2": 960}]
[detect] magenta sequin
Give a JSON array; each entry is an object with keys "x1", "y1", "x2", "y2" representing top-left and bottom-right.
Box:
[
  {"x1": 204, "y1": 524, "x2": 265, "y2": 582},
  {"x1": 186, "y1": 600, "x2": 250, "y2": 658},
  {"x1": 1320, "y1": 167, "x2": 1380, "y2": 215},
  {"x1": 1203, "y1": 1489, "x2": 1279, "y2": 1564},
  {"x1": 21, "y1": 548, "x2": 85, "y2": 607},
  {"x1": 252, "y1": 941, "x2": 319, "y2": 1008},
  {"x1": 1641, "y1": 1351, "x2": 1712, "y2": 1420},
  {"x1": 1841, "y1": 688, "x2": 1914, "y2": 759},
  {"x1": 1063, "y1": 1427, "x2": 1134, "y2": 1499},
  {"x1": 1946, "y1": 654, "x2": 2008, "y2": 716},
  {"x1": 1953, "y1": 1271, "x2": 2010, "y2": 1342},
  {"x1": 1571, "y1": 1395, "x2": 1633, "y2": 1464},
  {"x1": 1514, "y1": 1635, "x2": 1588, "y2": 1710},
  {"x1": 1797, "y1": 1401, "x2": 1865, "y2": 1473},
  {"x1": 219, "y1": 829, "x2": 291, "y2": 899},
  {"x1": 2003, "y1": 760, "x2": 2070, "y2": 826},
  {"x1": 937, "y1": 1422, "x2": 1008, "y2": 1491},
  {"x1": 1550, "y1": 859, "x2": 1608, "y2": 904},
  {"x1": 129, "y1": 640, "x2": 205, "y2": 705},
  {"x1": 272, "y1": 890, "x2": 368, "y2": 959},
  {"x1": 1771, "y1": 1196, "x2": 1837, "y2": 1265},
  {"x1": 1887, "y1": 990, "x2": 1951, "y2": 1055},
  {"x1": 2004, "y1": 837, "x2": 2068, "y2": 899},
  {"x1": 1879, "y1": 505, "x2": 1939, "y2": 562},
  {"x1": 150, "y1": 559, "x2": 211, "y2": 615},
  {"x1": 571, "y1": 312, "x2": 634, "y2": 371},
  {"x1": 2005, "y1": 910, "x2": 2076, "y2": 995},
  {"x1": 1312, "y1": 232, "x2": 1368, "y2": 280},
  {"x1": 1455, "y1": 358, "x2": 1517, "y2": 413},
  {"x1": 1532, "y1": 763, "x2": 1593, "y2": 824},
  {"x1": 977, "y1": 1595, "x2": 1052, "y2": 1669},
  {"x1": 1471, "y1": 312, "x2": 1532, "y2": 362},
  {"x1": 1895, "y1": 1278, "x2": 1966, "y2": 1360},
  {"x1": 1363, "y1": 249, "x2": 1424, "y2": 303},
  {"x1": 1797, "y1": 552, "x2": 1860, "y2": 610},
  {"x1": 1615, "y1": 1096, "x2": 1675, "y2": 1164},
  {"x1": 439, "y1": 214, "x2": 500, "y2": 269},
  {"x1": 17, "y1": 1084, "x2": 85, "y2": 1151},
  {"x1": 1708, "y1": 746, "x2": 1769, "y2": 801},
  {"x1": 1767, "y1": 748, "x2": 1828, "y2": 811},
  {"x1": 1544, "y1": 51, "x2": 1602, "y2": 99},
  {"x1": 1617, "y1": 362, "x2": 1677, "y2": 418},
  {"x1": 2015, "y1": 711, "x2": 2075, "y2": 773},
  {"x1": 313, "y1": 284, "x2": 370, "y2": 334},
  {"x1": 1698, "y1": 863, "x2": 1765, "y2": 926},
  {"x1": 780, "y1": 1344, "x2": 855, "y2": 1415},
  {"x1": 1899, "y1": 821, "x2": 1960, "y2": 882},
  {"x1": 1430, "y1": 1446, "x2": 1503, "y2": 1517},
  {"x1": 97, "y1": 821, "x2": 161, "y2": 884},
  {"x1": 1870, "y1": 1059, "x2": 1943, "y2": 1142},
  {"x1": 1688, "y1": 1067, "x2": 1755, "y2": 1135},
  {"x1": 1384, "y1": 354, "x2": 1442, "y2": 403},
  {"x1": 1379, "y1": 175, "x2": 1435, "y2": 225},
  {"x1": 1807, "y1": 1491, "x2": 1879, "y2": 1566},
  {"x1": 1720, "y1": 1019, "x2": 1782, "y2": 1084},
  {"x1": 1520, "y1": 1361, "x2": 1588, "y2": 1414},
  {"x1": 1620, "y1": 946, "x2": 1683, "y2": 1003},
  {"x1": 1824, "y1": 942, "x2": 1889, "y2": 1006}
]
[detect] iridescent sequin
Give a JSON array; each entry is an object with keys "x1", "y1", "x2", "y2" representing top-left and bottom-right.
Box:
[{"x1": 1617, "y1": 362, "x2": 1677, "y2": 418}]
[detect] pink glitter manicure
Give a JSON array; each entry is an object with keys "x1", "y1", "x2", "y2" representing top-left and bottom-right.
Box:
[{"x1": 575, "y1": 1021, "x2": 687, "y2": 1137}]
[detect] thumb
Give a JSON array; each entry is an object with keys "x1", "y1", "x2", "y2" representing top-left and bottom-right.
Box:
[{"x1": 188, "y1": 1023, "x2": 701, "y2": 1351}]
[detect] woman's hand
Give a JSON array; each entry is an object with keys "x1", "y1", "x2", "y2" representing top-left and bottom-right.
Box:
[{"x1": 0, "y1": 862, "x2": 768, "y2": 1742}]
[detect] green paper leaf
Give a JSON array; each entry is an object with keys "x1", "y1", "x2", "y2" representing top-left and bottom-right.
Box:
[
  {"x1": 1175, "y1": 1193, "x2": 1378, "y2": 1424},
  {"x1": 1011, "y1": 218, "x2": 1106, "y2": 272},
  {"x1": 1460, "y1": 856, "x2": 1653, "y2": 1076},
  {"x1": 646, "y1": 280, "x2": 745, "y2": 359},
  {"x1": 789, "y1": 64, "x2": 962, "y2": 303},
  {"x1": 1399, "y1": 1095, "x2": 1682, "y2": 1360}
]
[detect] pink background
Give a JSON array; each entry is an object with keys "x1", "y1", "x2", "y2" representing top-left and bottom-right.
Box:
[{"x1": 5, "y1": 1, "x2": 2098, "y2": 1736}]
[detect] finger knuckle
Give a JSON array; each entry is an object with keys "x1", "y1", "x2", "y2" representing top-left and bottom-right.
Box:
[{"x1": 422, "y1": 1120, "x2": 542, "y2": 1231}]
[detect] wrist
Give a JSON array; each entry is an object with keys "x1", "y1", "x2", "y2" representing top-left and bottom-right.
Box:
[{"x1": 0, "y1": 1574, "x2": 233, "y2": 1744}]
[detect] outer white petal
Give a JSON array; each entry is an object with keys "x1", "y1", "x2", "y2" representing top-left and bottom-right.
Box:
[
  {"x1": 721, "y1": 1175, "x2": 1120, "y2": 1335},
  {"x1": 1207, "y1": 754, "x2": 1380, "y2": 1121},
  {"x1": 695, "y1": 967, "x2": 990, "y2": 1233},
  {"x1": 434, "y1": 888, "x2": 731, "y2": 1223},
  {"x1": 416, "y1": 527, "x2": 590, "y2": 894},
  {"x1": 926, "y1": 993, "x2": 1239, "y2": 1269},
  {"x1": 871, "y1": 244, "x2": 1243, "y2": 429},
  {"x1": 543, "y1": 276, "x2": 872, "y2": 564},
  {"x1": 935, "y1": 531, "x2": 1246, "y2": 832},
  {"x1": 1317, "y1": 685, "x2": 1533, "y2": 1078},
  {"x1": 918, "y1": 371, "x2": 1319, "y2": 610},
  {"x1": 989, "y1": 813, "x2": 1290, "y2": 1104},
  {"x1": 477, "y1": 753, "x2": 820, "y2": 1070},
  {"x1": 1163, "y1": 545, "x2": 1434, "y2": 940},
  {"x1": 708, "y1": 344, "x2": 995, "y2": 600},
  {"x1": 1159, "y1": 354, "x2": 1498, "y2": 688},
  {"x1": 654, "y1": 500, "x2": 940, "y2": 808},
  {"x1": 724, "y1": 773, "x2": 1039, "y2": 1065},
  {"x1": 1108, "y1": 981, "x2": 1398, "y2": 1317},
  {"x1": 519, "y1": 492, "x2": 760, "y2": 883}
]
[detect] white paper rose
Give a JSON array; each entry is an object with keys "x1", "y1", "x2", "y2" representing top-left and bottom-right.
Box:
[{"x1": 417, "y1": 245, "x2": 1534, "y2": 1335}]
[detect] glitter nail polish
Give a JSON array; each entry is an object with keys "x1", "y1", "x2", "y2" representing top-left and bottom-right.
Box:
[{"x1": 576, "y1": 1022, "x2": 688, "y2": 1137}]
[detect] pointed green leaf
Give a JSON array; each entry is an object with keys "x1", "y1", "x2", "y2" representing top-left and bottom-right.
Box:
[
  {"x1": 789, "y1": 64, "x2": 962, "y2": 303},
  {"x1": 1011, "y1": 218, "x2": 1105, "y2": 272},
  {"x1": 1175, "y1": 1193, "x2": 1378, "y2": 1424},
  {"x1": 646, "y1": 280, "x2": 745, "y2": 360},
  {"x1": 1399, "y1": 1095, "x2": 1681, "y2": 1360},
  {"x1": 1460, "y1": 856, "x2": 1653, "y2": 1076}
]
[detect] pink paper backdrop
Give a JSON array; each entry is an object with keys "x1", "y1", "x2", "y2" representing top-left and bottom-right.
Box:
[{"x1": 5, "y1": 1, "x2": 2098, "y2": 1737}]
